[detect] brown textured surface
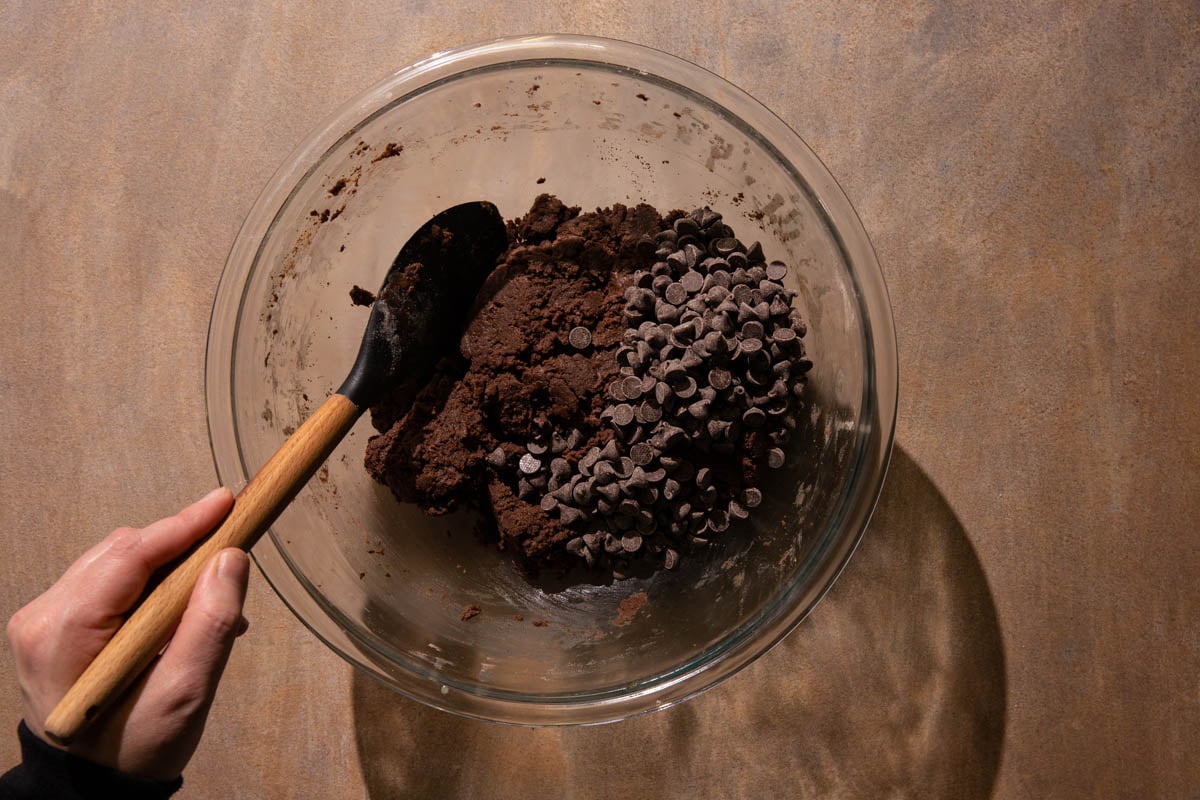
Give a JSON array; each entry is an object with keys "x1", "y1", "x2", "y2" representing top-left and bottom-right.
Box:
[{"x1": 1, "y1": 3, "x2": 1196, "y2": 798}]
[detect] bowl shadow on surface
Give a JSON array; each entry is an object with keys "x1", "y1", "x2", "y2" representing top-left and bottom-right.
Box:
[{"x1": 350, "y1": 446, "x2": 1006, "y2": 799}]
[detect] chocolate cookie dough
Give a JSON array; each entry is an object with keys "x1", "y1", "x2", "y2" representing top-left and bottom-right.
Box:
[{"x1": 364, "y1": 195, "x2": 810, "y2": 577}]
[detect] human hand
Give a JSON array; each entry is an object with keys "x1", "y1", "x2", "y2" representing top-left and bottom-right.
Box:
[{"x1": 6, "y1": 487, "x2": 249, "y2": 781}]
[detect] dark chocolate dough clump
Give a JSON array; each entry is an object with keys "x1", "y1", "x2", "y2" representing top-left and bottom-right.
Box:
[{"x1": 364, "y1": 195, "x2": 810, "y2": 577}]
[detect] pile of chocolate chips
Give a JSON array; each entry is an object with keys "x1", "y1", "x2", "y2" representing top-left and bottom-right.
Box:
[{"x1": 498, "y1": 209, "x2": 811, "y2": 573}]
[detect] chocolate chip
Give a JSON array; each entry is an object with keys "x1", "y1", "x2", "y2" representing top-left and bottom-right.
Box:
[
  {"x1": 583, "y1": 532, "x2": 602, "y2": 551},
  {"x1": 673, "y1": 376, "x2": 698, "y2": 399},
  {"x1": 639, "y1": 401, "x2": 663, "y2": 423},
  {"x1": 664, "y1": 549, "x2": 679, "y2": 569},
  {"x1": 707, "y1": 419, "x2": 732, "y2": 441},
  {"x1": 708, "y1": 369, "x2": 732, "y2": 390},
  {"x1": 663, "y1": 282, "x2": 687, "y2": 305},
  {"x1": 560, "y1": 505, "x2": 584, "y2": 525},
  {"x1": 741, "y1": 320, "x2": 765, "y2": 340},
  {"x1": 678, "y1": 271, "x2": 703, "y2": 295},
  {"x1": 766, "y1": 398, "x2": 790, "y2": 416},
  {"x1": 643, "y1": 467, "x2": 667, "y2": 483},
  {"x1": 674, "y1": 216, "x2": 700, "y2": 237},
  {"x1": 705, "y1": 285, "x2": 730, "y2": 305},
  {"x1": 740, "y1": 337, "x2": 763, "y2": 354},
  {"x1": 630, "y1": 287, "x2": 656, "y2": 311},
  {"x1": 696, "y1": 467, "x2": 713, "y2": 488},
  {"x1": 630, "y1": 442, "x2": 655, "y2": 465},
  {"x1": 604, "y1": 533, "x2": 623, "y2": 554},
  {"x1": 773, "y1": 326, "x2": 797, "y2": 343},
  {"x1": 658, "y1": 424, "x2": 687, "y2": 447},
  {"x1": 518, "y1": 453, "x2": 542, "y2": 475},
  {"x1": 540, "y1": 494, "x2": 559, "y2": 512},
  {"x1": 766, "y1": 261, "x2": 788, "y2": 281},
  {"x1": 680, "y1": 346, "x2": 704, "y2": 371},
  {"x1": 656, "y1": 229, "x2": 678, "y2": 244},
  {"x1": 612, "y1": 404, "x2": 636, "y2": 426},
  {"x1": 736, "y1": 301, "x2": 757, "y2": 324},
  {"x1": 654, "y1": 299, "x2": 680, "y2": 323},
  {"x1": 654, "y1": 382, "x2": 671, "y2": 405},
  {"x1": 579, "y1": 446, "x2": 601, "y2": 474},
  {"x1": 688, "y1": 398, "x2": 712, "y2": 419},
  {"x1": 746, "y1": 348, "x2": 771, "y2": 374},
  {"x1": 742, "y1": 487, "x2": 763, "y2": 508},
  {"x1": 743, "y1": 407, "x2": 767, "y2": 428},
  {"x1": 663, "y1": 478, "x2": 681, "y2": 500},
  {"x1": 726, "y1": 251, "x2": 748, "y2": 270},
  {"x1": 708, "y1": 509, "x2": 730, "y2": 532},
  {"x1": 746, "y1": 241, "x2": 765, "y2": 263},
  {"x1": 485, "y1": 447, "x2": 507, "y2": 468},
  {"x1": 618, "y1": 457, "x2": 636, "y2": 478},
  {"x1": 767, "y1": 448, "x2": 786, "y2": 469},
  {"x1": 566, "y1": 536, "x2": 586, "y2": 555},
  {"x1": 666, "y1": 250, "x2": 688, "y2": 271},
  {"x1": 568, "y1": 326, "x2": 592, "y2": 350},
  {"x1": 712, "y1": 237, "x2": 740, "y2": 257},
  {"x1": 594, "y1": 461, "x2": 618, "y2": 482},
  {"x1": 622, "y1": 375, "x2": 644, "y2": 399},
  {"x1": 597, "y1": 483, "x2": 621, "y2": 503},
  {"x1": 621, "y1": 534, "x2": 644, "y2": 553},
  {"x1": 729, "y1": 500, "x2": 749, "y2": 520},
  {"x1": 572, "y1": 482, "x2": 594, "y2": 505}
]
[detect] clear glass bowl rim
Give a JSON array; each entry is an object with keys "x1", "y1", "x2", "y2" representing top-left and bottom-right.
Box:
[{"x1": 205, "y1": 33, "x2": 899, "y2": 726}]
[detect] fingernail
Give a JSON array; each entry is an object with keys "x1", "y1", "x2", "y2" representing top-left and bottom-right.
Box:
[
  {"x1": 217, "y1": 549, "x2": 249, "y2": 586},
  {"x1": 201, "y1": 486, "x2": 229, "y2": 504}
]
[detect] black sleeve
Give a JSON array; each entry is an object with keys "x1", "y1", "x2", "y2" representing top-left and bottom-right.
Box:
[{"x1": 0, "y1": 722, "x2": 183, "y2": 799}]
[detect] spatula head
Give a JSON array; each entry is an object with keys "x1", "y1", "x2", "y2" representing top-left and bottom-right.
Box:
[{"x1": 337, "y1": 201, "x2": 507, "y2": 406}]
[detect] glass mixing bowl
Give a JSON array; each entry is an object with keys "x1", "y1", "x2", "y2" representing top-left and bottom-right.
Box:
[{"x1": 206, "y1": 34, "x2": 896, "y2": 725}]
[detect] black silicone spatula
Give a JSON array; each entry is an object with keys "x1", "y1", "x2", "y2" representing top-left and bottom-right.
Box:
[{"x1": 44, "y1": 201, "x2": 508, "y2": 744}]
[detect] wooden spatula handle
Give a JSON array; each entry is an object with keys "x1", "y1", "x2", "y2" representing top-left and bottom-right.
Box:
[{"x1": 43, "y1": 393, "x2": 362, "y2": 745}]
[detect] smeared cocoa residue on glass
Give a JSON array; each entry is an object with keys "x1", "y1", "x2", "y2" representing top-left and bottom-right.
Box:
[
  {"x1": 613, "y1": 591, "x2": 648, "y2": 627},
  {"x1": 371, "y1": 142, "x2": 404, "y2": 162}
]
